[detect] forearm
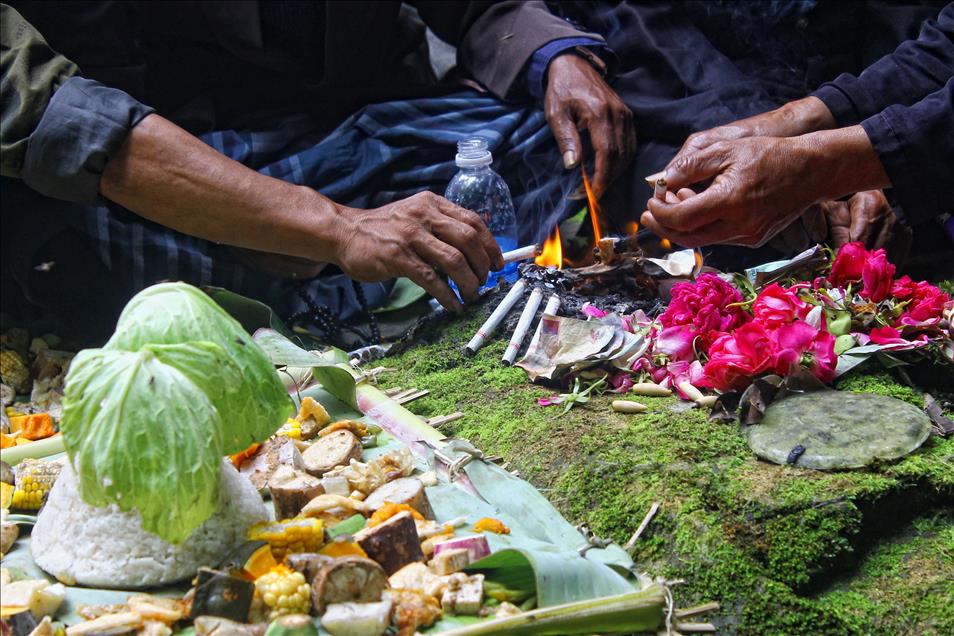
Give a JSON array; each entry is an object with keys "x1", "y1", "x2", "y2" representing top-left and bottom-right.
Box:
[
  {"x1": 743, "y1": 96, "x2": 838, "y2": 138},
  {"x1": 100, "y1": 114, "x2": 342, "y2": 262},
  {"x1": 795, "y1": 125, "x2": 891, "y2": 203}
]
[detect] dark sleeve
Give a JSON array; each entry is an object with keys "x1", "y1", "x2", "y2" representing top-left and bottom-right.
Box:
[
  {"x1": 414, "y1": 0, "x2": 605, "y2": 99},
  {"x1": 1, "y1": 3, "x2": 77, "y2": 178},
  {"x1": 812, "y1": 4, "x2": 954, "y2": 126},
  {"x1": 0, "y1": 4, "x2": 153, "y2": 204},
  {"x1": 861, "y1": 77, "x2": 954, "y2": 226}
]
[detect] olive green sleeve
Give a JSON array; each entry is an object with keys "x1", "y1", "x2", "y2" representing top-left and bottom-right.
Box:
[{"x1": 0, "y1": 3, "x2": 78, "y2": 178}]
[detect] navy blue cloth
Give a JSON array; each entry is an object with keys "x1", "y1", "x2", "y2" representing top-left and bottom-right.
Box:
[
  {"x1": 526, "y1": 36, "x2": 609, "y2": 99},
  {"x1": 21, "y1": 77, "x2": 155, "y2": 205},
  {"x1": 812, "y1": 4, "x2": 954, "y2": 225}
]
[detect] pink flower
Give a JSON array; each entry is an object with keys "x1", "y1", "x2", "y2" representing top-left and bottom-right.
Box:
[
  {"x1": 654, "y1": 325, "x2": 697, "y2": 362},
  {"x1": 702, "y1": 322, "x2": 775, "y2": 392},
  {"x1": 608, "y1": 372, "x2": 635, "y2": 394},
  {"x1": 771, "y1": 321, "x2": 837, "y2": 383},
  {"x1": 753, "y1": 283, "x2": 808, "y2": 327},
  {"x1": 869, "y1": 326, "x2": 908, "y2": 345},
  {"x1": 659, "y1": 274, "x2": 749, "y2": 349},
  {"x1": 829, "y1": 242, "x2": 867, "y2": 286},
  {"x1": 861, "y1": 249, "x2": 895, "y2": 302},
  {"x1": 581, "y1": 303, "x2": 608, "y2": 319},
  {"x1": 891, "y1": 276, "x2": 950, "y2": 326}
]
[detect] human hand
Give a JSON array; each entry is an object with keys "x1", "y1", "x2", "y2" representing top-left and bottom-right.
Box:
[
  {"x1": 823, "y1": 190, "x2": 912, "y2": 263},
  {"x1": 331, "y1": 191, "x2": 503, "y2": 312},
  {"x1": 642, "y1": 136, "x2": 821, "y2": 247},
  {"x1": 545, "y1": 53, "x2": 635, "y2": 198},
  {"x1": 666, "y1": 97, "x2": 837, "y2": 178}
]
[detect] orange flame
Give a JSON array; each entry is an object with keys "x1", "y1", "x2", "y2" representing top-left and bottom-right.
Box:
[
  {"x1": 660, "y1": 238, "x2": 672, "y2": 250},
  {"x1": 535, "y1": 225, "x2": 563, "y2": 269},
  {"x1": 694, "y1": 250, "x2": 703, "y2": 271},
  {"x1": 625, "y1": 221, "x2": 640, "y2": 237},
  {"x1": 581, "y1": 167, "x2": 603, "y2": 243}
]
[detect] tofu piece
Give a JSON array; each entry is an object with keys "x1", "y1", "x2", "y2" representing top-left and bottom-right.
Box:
[
  {"x1": 354, "y1": 511, "x2": 423, "y2": 575},
  {"x1": 428, "y1": 548, "x2": 470, "y2": 575},
  {"x1": 388, "y1": 563, "x2": 445, "y2": 599},
  {"x1": 440, "y1": 573, "x2": 484, "y2": 616}
]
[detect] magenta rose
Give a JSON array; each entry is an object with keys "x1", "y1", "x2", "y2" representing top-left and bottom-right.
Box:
[
  {"x1": 771, "y1": 321, "x2": 837, "y2": 383},
  {"x1": 753, "y1": 283, "x2": 808, "y2": 327},
  {"x1": 659, "y1": 274, "x2": 749, "y2": 348},
  {"x1": 891, "y1": 276, "x2": 950, "y2": 325},
  {"x1": 828, "y1": 242, "x2": 867, "y2": 286},
  {"x1": 861, "y1": 249, "x2": 895, "y2": 302},
  {"x1": 702, "y1": 322, "x2": 775, "y2": 392}
]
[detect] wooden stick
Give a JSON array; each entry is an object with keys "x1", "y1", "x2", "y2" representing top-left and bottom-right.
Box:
[
  {"x1": 426, "y1": 412, "x2": 465, "y2": 428},
  {"x1": 395, "y1": 389, "x2": 430, "y2": 405},
  {"x1": 624, "y1": 501, "x2": 660, "y2": 550},
  {"x1": 675, "y1": 622, "x2": 716, "y2": 633},
  {"x1": 675, "y1": 602, "x2": 720, "y2": 619}
]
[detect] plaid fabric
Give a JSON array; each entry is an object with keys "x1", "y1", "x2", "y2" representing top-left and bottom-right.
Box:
[{"x1": 71, "y1": 91, "x2": 580, "y2": 342}]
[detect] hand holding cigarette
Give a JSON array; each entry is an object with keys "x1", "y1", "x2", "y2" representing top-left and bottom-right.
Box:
[
  {"x1": 336, "y1": 192, "x2": 503, "y2": 312},
  {"x1": 640, "y1": 127, "x2": 891, "y2": 248}
]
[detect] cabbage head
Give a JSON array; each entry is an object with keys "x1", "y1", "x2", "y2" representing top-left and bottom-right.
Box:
[{"x1": 61, "y1": 283, "x2": 292, "y2": 543}]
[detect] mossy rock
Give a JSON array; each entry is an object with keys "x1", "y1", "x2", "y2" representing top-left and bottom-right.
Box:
[{"x1": 748, "y1": 392, "x2": 932, "y2": 469}]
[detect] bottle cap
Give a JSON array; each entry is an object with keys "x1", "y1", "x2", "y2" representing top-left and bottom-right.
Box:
[{"x1": 455, "y1": 137, "x2": 493, "y2": 168}]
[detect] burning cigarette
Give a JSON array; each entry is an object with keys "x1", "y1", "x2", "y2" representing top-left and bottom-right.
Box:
[
  {"x1": 501, "y1": 244, "x2": 540, "y2": 264},
  {"x1": 502, "y1": 286, "x2": 544, "y2": 365},
  {"x1": 653, "y1": 177, "x2": 668, "y2": 201},
  {"x1": 465, "y1": 278, "x2": 527, "y2": 354}
]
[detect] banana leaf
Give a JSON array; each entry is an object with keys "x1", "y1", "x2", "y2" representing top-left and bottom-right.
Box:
[{"x1": 252, "y1": 328, "x2": 357, "y2": 409}]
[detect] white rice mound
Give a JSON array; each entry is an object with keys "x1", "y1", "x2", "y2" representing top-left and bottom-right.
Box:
[{"x1": 31, "y1": 460, "x2": 268, "y2": 588}]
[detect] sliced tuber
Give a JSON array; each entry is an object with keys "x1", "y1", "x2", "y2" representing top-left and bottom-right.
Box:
[
  {"x1": 363, "y1": 478, "x2": 433, "y2": 519},
  {"x1": 268, "y1": 466, "x2": 324, "y2": 520},
  {"x1": 354, "y1": 511, "x2": 423, "y2": 575},
  {"x1": 310, "y1": 557, "x2": 388, "y2": 615},
  {"x1": 301, "y1": 431, "x2": 362, "y2": 477}
]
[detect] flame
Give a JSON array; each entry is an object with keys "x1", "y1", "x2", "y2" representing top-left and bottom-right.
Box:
[
  {"x1": 581, "y1": 167, "x2": 603, "y2": 243},
  {"x1": 535, "y1": 225, "x2": 563, "y2": 269},
  {"x1": 694, "y1": 249, "x2": 704, "y2": 271},
  {"x1": 625, "y1": 221, "x2": 640, "y2": 237},
  {"x1": 660, "y1": 238, "x2": 672, "y2": 250}
]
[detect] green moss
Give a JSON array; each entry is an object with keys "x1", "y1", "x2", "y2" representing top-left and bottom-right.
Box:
[
  {"x1": 835, "y1": 371, "x2": 924, "y2": 408},
  {"x1": 378, "y1": 312, "x2": 951, "y2": 635}
]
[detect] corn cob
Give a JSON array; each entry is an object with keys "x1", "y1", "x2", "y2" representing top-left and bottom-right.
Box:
[
  {"x1": 248, "y1": 517, "x2": 324, "y2": 560},
  {"x1": 0, "y1": 349, "x2": 31, "y2": 394},
  {"x1": 254, "y1": 565, "x2": 311, "y2": 620},
  {"x1": 11, "y1": 458, "x2": 62, "y2": 510}
]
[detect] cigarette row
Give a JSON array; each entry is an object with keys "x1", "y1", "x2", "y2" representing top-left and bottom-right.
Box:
[{"x1": 465, "y1": 276, "x2": 561, "y2": 364}]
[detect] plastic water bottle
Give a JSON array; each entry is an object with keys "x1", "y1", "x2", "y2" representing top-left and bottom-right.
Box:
[{"x1": 444, "y1": 137, "x2": 518, "y2": 288}]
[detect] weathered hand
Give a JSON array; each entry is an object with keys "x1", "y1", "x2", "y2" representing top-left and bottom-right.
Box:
[
  {"x1": 545, "y1": 53, "x2": 635, "y2": 198},
  {"x1": 332, "y1": 191, "x2": 503, "y2": 312},
  {"x1": 642, "y1": 136, "x2": 820, "y2": 247},
  {"x1": 824, "y1": 190, "x2": 912, "y2": 263},
  {"x1": 666, "y1": 97, "x2": 837, "y2": 177}
]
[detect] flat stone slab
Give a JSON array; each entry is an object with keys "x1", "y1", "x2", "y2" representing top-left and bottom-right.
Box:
[{"x1": 748, "y1": 391, "x2": 932, "y2": 469}]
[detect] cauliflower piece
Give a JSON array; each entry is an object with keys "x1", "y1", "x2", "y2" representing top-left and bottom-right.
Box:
[{"x1": 31, "y1": 461, "x2": 268, "y2": 588}]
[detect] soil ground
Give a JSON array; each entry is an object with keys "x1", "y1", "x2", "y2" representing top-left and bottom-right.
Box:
[{"x1": 376, "y1": 305, "x2": 954, "y2": 636}]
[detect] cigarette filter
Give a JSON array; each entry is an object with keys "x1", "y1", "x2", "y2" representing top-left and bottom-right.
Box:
[
  {"x1": 465, "y1": 278, "x2": 527, "y2": 354},
  {"x1": 502, "y1": 287, "x2": 544, "y2": 365}
]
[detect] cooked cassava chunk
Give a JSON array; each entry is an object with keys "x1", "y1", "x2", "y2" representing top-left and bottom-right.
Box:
[
  {"x1": 319, "y1": 600, "x2": 392, "y2": 636},
  {"x1": 310, "y1": 557, "x2": 388, "y2": 614},
  {"x1": 363, "y1": 478, "x2": 433, "y2": 519},
  {"x1": 354, "y1": 511, "x2": 423, "y2": 575},
  {"x1": 268, "y1": 467, "x2": 324, "y2": 520},
  {"x1": 301, "y1": 431, "x2": 362, "y2": 477}
]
